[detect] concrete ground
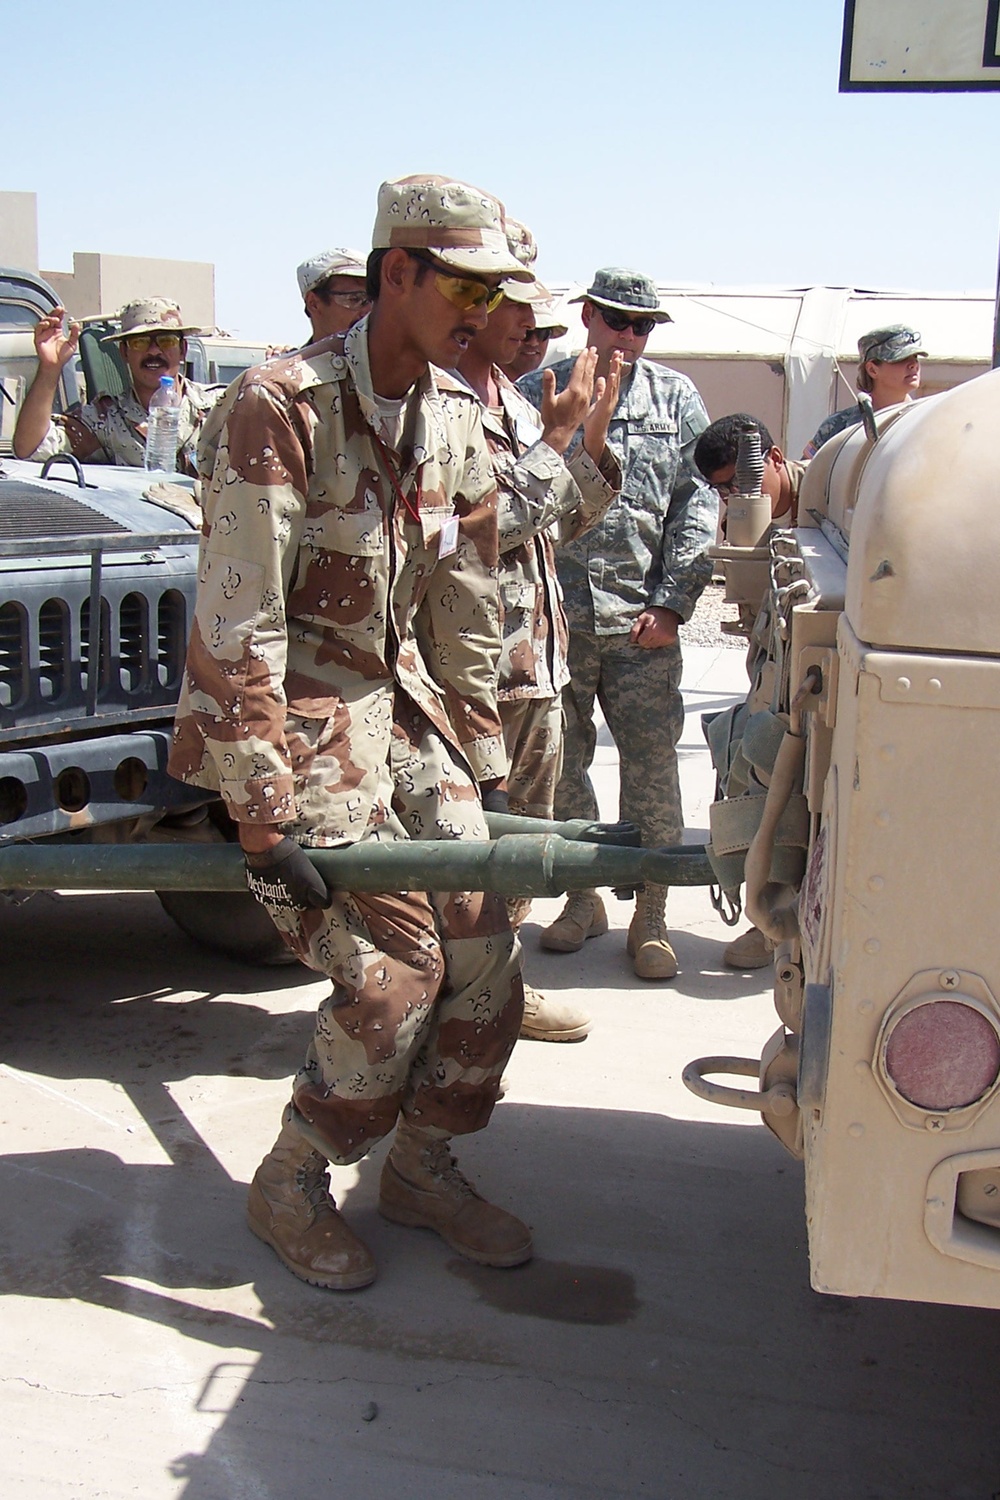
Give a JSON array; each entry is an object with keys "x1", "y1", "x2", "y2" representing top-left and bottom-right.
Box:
[{"x1": 2, "y1": 644, "x2": 1000, "y2": 1499}]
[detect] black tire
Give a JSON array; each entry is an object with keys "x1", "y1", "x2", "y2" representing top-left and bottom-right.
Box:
[{"x1": 156, "y1": 888, "x2": 297, "y2": 966}]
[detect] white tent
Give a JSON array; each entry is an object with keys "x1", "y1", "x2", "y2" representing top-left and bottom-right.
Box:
[{"x1": 541, "y1": 284, "x2": 994, "y2": 457}]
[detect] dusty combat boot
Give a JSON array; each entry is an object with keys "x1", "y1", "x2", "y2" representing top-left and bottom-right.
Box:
[
  {"x1": 379, "y1": 1119, "x2": 532, "y2": 1267},
  {"x1": 724, "y1": 925, "x2": 775, "y2": 970},
  {"x1": 520, "y1": 983, "x2": 591, "y2": 1042},
  {"x1": 626, "y1": 883, "x2": 678, "y2": 980},
  {"x1": 247, "y1": 1108, "x2": 376, "y2": 1290},
  {"x1": 539, "y1": 889, "x2": 608, "y2": 953}
]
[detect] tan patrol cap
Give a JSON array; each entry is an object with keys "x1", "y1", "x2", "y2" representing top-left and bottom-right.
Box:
[
  {"x1": 528, "y1": 297, "x2": 569, "y2": 338},
  {"x1": 296, "y1": 248, "x2": 368, "y2": 298},
  {"x1": 372, "y1": 175, "x2": 532, "y2": 281},
  {"x1": 103, "y1": 297, "x2": 201, "y2": 343}
]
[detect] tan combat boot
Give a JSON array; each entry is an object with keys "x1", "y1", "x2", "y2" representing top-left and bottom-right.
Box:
[
  {"x1": 520, "y1": 983, "x2": 591, "y2": 1042},
  {"x1": 539, "y1": 889, "x2": 608, "y2": 953},
  {"x1": 379, "y1": 1119, "x2": 532, "y2": 1267},
  {"x1": 626, "y1": 883, "x2": 678, "y2": 980},
  {"x1": 247, "y1": 1107, "x2": 376, "y2": 1290},
  {"x1": 723, "y1": 925, "x2": 775, "y2": 969}
]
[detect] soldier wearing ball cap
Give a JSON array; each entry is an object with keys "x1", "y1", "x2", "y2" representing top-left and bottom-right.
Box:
[
  {"x1": 518, "y1": 267, "x2": 717, "y2": 982},
  {"x1": 804, "y1": 323, "x2": 927, "y2": 458},
  {"x1": 13, "y1": 296, "x2": 222, "y2": 473},
  {"x1": 456, "y1": 220, "x2": 623, "y2": 1043},
  {"x1": 504, "y1": 293, "x2": 570, "y2": 382},
  {"x1": 172, "y1": 174, "x2": 586, "y2": 1293},
  {"x1": 296, "y1": 247, "x2": 370, "y2": 341}
]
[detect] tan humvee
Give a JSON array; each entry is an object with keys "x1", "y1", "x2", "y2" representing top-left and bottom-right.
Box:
[{"x1": 687, "y1": 370, "x2": 1000, "y2": 1308}]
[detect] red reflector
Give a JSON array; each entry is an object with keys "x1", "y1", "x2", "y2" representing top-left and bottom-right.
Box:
[{"x1": 884, "y1": 1001, "x2": 1000, "y2": 1110}]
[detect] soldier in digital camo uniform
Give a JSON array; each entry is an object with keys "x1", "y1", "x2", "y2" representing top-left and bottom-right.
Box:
[
  {"x1": 457, "y1": 220, "x2": 623, "y2": 1041},
  {"x1": 802, "y1": 324, "x2": 926, "y2": 458},
  {"x1": 170, "y1": 175, "x2": 594, "y2": 1291},
  {"x1": 518, "y1": 268, "x2": 717, "y2": 981},
  {"x1": 13, "y1": 297, "x2": 221, "y2": 475}
]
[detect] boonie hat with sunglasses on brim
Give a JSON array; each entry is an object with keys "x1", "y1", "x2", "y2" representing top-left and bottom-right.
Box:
[
  {"x1": 102, "y1": 298, "x2": 201, "y2": 343},
  {"x1": 569, "y1": 267, "x2": 672, "y2": 324},
  {"x1": 296, "y1": 248, "x2": 368, "y2": 299},
  {"x1": 372, "y1": 175, "x2": 533, "y2": 282}
]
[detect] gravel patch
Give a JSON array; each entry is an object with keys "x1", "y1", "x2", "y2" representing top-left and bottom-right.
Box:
[{"x1": 683, "y1": 581, "x2": 746, "y2": 648}]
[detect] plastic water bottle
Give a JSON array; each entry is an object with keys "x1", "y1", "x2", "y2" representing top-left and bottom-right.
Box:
[{"x1": 144, "y1": 376, "x2": 181, "y2": 472}]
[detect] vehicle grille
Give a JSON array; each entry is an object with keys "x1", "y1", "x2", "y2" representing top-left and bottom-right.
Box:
[
  {"x1": 1, "y1": 581, "x2": 190, "y2": 731},
  {"x1": 0, "y1": 601, "x2": 25, "y2": 707},
  {"x1": 0, "y1": 483, "x2": 131, "y2": 540}
]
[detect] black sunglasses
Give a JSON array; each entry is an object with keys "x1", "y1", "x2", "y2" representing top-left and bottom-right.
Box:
[
  {"x1": 597, "y1": 307, "x2": 657, "y2": 337},
  {"x1": 524, "y1": 327, "x2": 557, "y2": 342}
]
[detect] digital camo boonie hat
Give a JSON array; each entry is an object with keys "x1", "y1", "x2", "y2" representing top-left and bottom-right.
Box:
[
  {"x1": 569, "y1": 267, "x2": 672, "y2": 323},
  {"x1": 372, "y1": 175, "x2": 533, "y2": 281},
  {"x1": 296, "y1": 248, "x2": 368, "y2": 299},
  {"x1": 858, "y1": 325, "x2": 927, "y2": 364},
  {"x1": 103, "y1": 297, "x2": 201, "y2": 343}
]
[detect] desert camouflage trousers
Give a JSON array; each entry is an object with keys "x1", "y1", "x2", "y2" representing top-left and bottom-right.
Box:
[
  {"x1": 499, "y1": 693, "x2": 564, "y2": 821},
  {"x1": 555, "y1": 631, "x2": 685, "y2": 849},
  {"x1": 255, "y1": 697, "x2": 523, "y2": 1165}
]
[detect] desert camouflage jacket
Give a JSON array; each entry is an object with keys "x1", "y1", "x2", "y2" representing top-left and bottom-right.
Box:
[
  {"x1": 168, "y1": 319, "x2": 506, "y2": 842},
  {"x1": 478, "y1": 370, "x2": 620, "y2": 699},
  {"x1": 517, "y1": 357, "x2": 716, "y2": 633},
  {"x1": 29, "y1": 380, "x2": 222, "y2": 476}
]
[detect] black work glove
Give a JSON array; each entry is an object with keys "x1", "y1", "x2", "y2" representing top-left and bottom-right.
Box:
[
  {"x1": 480, "y1": 785, "x2": 510, "y2": 816},
  {"x1": 245, "y1": 837, "x2": 333, "y2": 913}
]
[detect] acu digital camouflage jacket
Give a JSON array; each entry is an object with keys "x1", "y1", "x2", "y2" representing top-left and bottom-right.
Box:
[
  {"x1": 481, "y1": 369, "x2": 620, "y2": 700},
  {"x1": 517, "y1": 357, "x2": 717, "y2": 633},
  {"x1": 168, "y1": 319, "x2": 506, "y2": 843}
]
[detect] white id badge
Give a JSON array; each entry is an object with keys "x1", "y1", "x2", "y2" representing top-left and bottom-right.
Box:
[{"x1": 438, "y1": 513, "x2": 460, "y2": 558}]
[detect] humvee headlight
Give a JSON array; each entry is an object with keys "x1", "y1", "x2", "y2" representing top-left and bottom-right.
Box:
[{"x1": 882, "y1": 999, "x2": 1000, "y2": 1111}]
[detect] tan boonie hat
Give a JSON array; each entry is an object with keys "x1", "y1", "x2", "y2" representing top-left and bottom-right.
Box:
[
  {"x1": 500, "y1": 219, "x2": 547, "y2": 304},
  {"x1": 372, "y1": 175, "x2": 532, "y2": 281},
  {"x1": 297, "y1": 248, "x2": 368, "y2": 299},
  {"x1": 505, "y1": 219, "x2": 538, "y2": 269},
  {"x1": 103, "y1": 297, "x2": 200, "y2": 343}
]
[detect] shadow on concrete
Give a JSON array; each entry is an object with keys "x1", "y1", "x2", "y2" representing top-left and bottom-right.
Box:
[{"x1": 2, "y1": 931, "x2": 1000, "y2": 1500}]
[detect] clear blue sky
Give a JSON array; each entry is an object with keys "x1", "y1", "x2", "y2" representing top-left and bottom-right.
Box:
[{"x1": 6, "y1": 0, "x2": 998, "y2": 341}]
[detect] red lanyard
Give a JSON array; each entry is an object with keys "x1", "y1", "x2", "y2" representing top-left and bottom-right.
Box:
[{"x1": 372, "y1": 432, "x2": 423, "y2": 526}]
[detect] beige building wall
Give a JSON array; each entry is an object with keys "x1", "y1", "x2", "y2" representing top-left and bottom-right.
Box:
[
  {"x1": 41, "y1": 251, "x2": 215, "y2": 328},
  {"x1": 0, "y1": 192, "x2": 40, "y2": 272}
]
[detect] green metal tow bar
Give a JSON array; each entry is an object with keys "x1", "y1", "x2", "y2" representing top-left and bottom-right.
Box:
[{"x1": 0, "y1": 813, "x2": 715, "y2": 895}]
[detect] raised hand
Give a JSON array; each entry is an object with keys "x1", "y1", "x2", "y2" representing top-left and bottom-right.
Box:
[
  {"x1": 539, "y1": 346, "x2": 598, "y2": 454},
  {"x1": 33, "y1": 308, "x2": 81, "y2": 374},
  {"x1": 582, "y1": 350, "x2": 624, "y2": 462}
]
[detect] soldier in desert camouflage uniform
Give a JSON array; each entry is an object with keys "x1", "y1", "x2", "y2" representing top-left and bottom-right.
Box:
[
  {"x1": 13, "y1": 297, "x2": 220, "y2": 475},
  {"x1": 170, "y1": 176, "x2": 595, "y2": 1292},
  {"x1": 518, "y1": 268, "x2": 717, "y2": 981},
  {"x1": 502, "y1": 296, "x2": 569, "y2": 382},
  {"x1": 296, "y1": 247, "x2": 371, "y2": 342},
  {"x1": 457, "y1": 221, "x2": 622, "y2": 1041}
]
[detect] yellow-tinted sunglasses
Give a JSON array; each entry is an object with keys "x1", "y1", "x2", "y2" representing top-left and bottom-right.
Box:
[
  {"x1": 122, "y1": 332, "x2": 183, "y2": 353},
  {"x1": 408, "y1": 251, "x2": 504, "y2": 314}
]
